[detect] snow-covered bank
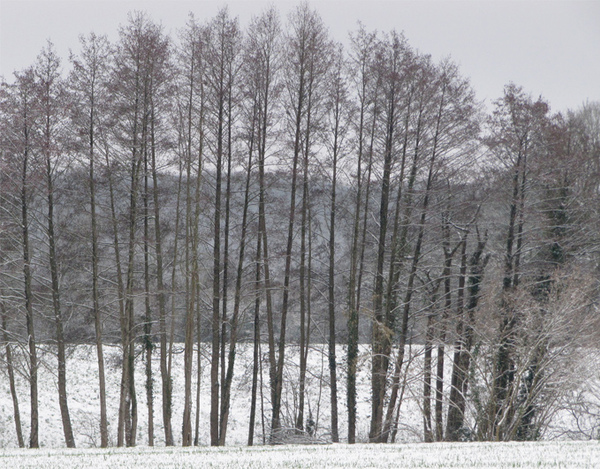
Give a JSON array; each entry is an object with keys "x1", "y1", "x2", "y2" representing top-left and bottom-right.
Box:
[
  {"x1": 1, "y1": 343, "x2": 598, "y2": 448},
  {"x1": 1, "y1": 441, "x2": 600, "y2": 468}
]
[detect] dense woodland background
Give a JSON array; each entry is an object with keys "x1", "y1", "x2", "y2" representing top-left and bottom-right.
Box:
[{"x1": 1, "y1": 3, "x2": 599, "y2": 449}]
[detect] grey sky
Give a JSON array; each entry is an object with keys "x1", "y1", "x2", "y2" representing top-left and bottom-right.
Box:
[{"x1": 1, "y1": 0, "x2": 598, "y2": 113}]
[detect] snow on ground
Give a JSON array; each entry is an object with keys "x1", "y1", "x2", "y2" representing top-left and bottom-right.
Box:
[
  {"x1": 0, "y1": 343, "x2": 416, "y2": 448},
  {"x1": 0, "y1": 343, "x2": 598, "y2": 448},
  {"x1": 0, "y1": 441, "x2": 599, "y2": 468},
  {"x1": 0, "y1": 343, "x2": 362, "y2": 447}
]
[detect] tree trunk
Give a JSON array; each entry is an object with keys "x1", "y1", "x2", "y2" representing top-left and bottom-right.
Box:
[
  {"x1": 1, "y1": 308, "x2": 24, "y2": 447},
  {"x1": 143, "y1": 137, "x2": 154, "y2": 447},
  {"x1": 248, "y1": 226, "x2": 263, "y2": 446},
  {"x1": 20, "y1": 115, "x2": 38, "y2": 449},
  {"x1": 326, "y1": 75, "x2": 342, "y2": 442},
  {"x1": 219, "y1": 101, "x2": 255, "y2": 445},
  {"x1": 447, "y1": 231, "x2": 489, "y2": 441},
  {"x1": 348, "y1": 91, "x2": 377, "y2": 443},
  {"x1": 87, "y1": 89, "x2": 108, "y2": 449},
  {"x1": 369, "y1": 85, "x2": 397, "y2": 443},
  {"x1": 296, "y1": 95, "x2": 311, "y2": 434},
  {"x1": 435, "y1": 221, "x2": 455, "y2": 442},
  {"x1": 272, "y1": 50, "x2": 305, "y2": 438},
  {"x1": 123, "y1": 130, "x2": 142, "y2": 447},
  {"x1": 151, "y1": 108, "x2": 172, "y2": 446},
  {"x1": 423, "y1": 313, "x2": 434, "y2": 442},
  {"x1": 446, "y1": 236, "x2": 469, "y2": 441},
  {"x1": 105, "y1": 142, "x2": 127, "y2": 446}
]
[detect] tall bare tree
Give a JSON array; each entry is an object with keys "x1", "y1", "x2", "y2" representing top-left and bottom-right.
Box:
[
  {"x1": 369, "y1": 32, "x2": 412, "y2": 442},
  {"x1": 111, "y1": 13, "x2": 169, "y2": 446},
  {"x1": 242, "y1": 7, "x2": 282, "y2": 444},
  {"x1": 482, "y1": 84, "x2": 550, "y2": 440},
  {"x1": 177, "y1": 14, "x2": 205, "y2": 447},
  {"x1": 36, "y1": 42, "x2": 76, "y2": 448},
  {"x1": 15, "y1": 68, "x2": 40, "y2": 449},
  {"x1": 268, "y1": 3, "x2": 330, "y2": 439},
  {"x1": 0, "y1": 71, "x2": 34, "y2": 450},
  {"x1": 69, "y1": 32, "x2": 112, "y2": 448},
  {"x1": 345, "y1": 25, "x2": 378, "y2": 444},
  {"x1": 322, "y1": 43, "x2": 352, "y2": 442}
]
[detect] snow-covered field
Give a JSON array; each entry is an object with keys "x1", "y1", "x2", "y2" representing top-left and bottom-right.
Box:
[
  {"x1": 0, "y1": 343, "x2": 389, "y2": 448},
  {"x1": 1, "y1": 342, "x2": 599, "y2": 452},
  {"x1": 1, "y1": 441, "x2": 599, "y2": 468}
]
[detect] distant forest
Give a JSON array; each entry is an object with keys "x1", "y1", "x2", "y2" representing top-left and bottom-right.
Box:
[{"x1": 1, "y1": 3, "x2": 599, "y2": 450}]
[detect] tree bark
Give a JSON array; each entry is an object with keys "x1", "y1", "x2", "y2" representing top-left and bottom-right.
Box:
[{"x1": 1, "y1": 306, "x2": 24, "y2": 447}]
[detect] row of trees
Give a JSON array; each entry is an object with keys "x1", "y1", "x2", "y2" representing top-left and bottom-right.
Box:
[{"x1": 1, "y1": 3, "x2": 599, "y2": 448}]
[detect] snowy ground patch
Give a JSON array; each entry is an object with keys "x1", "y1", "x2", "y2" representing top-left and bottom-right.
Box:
[{"x1": 1, "y1": 441, "x2": 599, "y2": 468}]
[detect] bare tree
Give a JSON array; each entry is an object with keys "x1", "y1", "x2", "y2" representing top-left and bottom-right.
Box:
[
  {"x1": 369, "y1": 31, "x2": 413, "y2": 443},
  {"x1": 322, "y1": 43, "x2": 352, "y2": 443},
  {"x1": 446, "y1": 227, "x2": 489, "y2": 441},
  {"x1": 10, "y1": 68, "x2": 41, "y2": 449},
  {"x1": 480, "y1": 84, "x2": 550, "y2": 440},
  {"x1": 243, "y1": 7, "x2": 282, "y2": 445},
  {"x1": 111, "y1": 13, "x2": 169, "y2": 446},
  {"x1": 69, "y1": 32, "x2": 112, "y2": 448},
  {"x1": 268, "y1": 3, "x2": 330, "y2": 440},
  {"x1": 176, "y1": 14, "x2": 205, "y2": 447},
  {"x1": 346, "y1": 24, "x2": 379, "y2": 444},
  {"x1": 0, "y1": 76, "x2": 27, "y2": 450}
]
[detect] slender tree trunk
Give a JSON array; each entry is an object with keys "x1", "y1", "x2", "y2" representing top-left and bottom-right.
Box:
[
  {"x1": 41, "y1": 72, "x2": 76, "y2": 447},
  {"x1": 123, "y1": 108, "x2": 144, "y2": 446},
  {"x1": 435, "y1": 222, "x2": 455, "y2": 442},
  {"x1": 150, "y1": 107, "x2": 172, "y2": 445},
  {"x1": 88, "y1": 95, "x2": 108, "y2": 448},
  {"x1": 105, "y1": 141, "x2": 127, "y2": 446},
  {"x1": 446, "y1": 235, "x2": 469, "y2": 441},
  {"x1": 327, "y1": 90, "x2": 341, "y2": 443},
  {"x1": 48, "y1": 150, "x2": 76, "y2": 449},
  {"x1": 194, "y1": 279, "x2": 202, "y2": 446},
  {"x1": 181, "y1": 35, "x2": 203, "y2": 446},
  {"x1": 210, "y1": 52, "x2": 226, "y2": 446},
  {"x1": 168, "y1": 159, "x2": 183, "y2": 440},
  {"x1": 124, "y1": 158, "x2": 140, "y2": 447},
  {"x1": 296, "y1": 104, "x2": 311, "y2": 434},
  {"x1": 181, "y1": 190, "x2": 195, "y2": 447},
  {"x1": 182, "y1": 150, "x2": 197, "y2": 447},
  {"x1": 1, "y1": 307, "x2": 24, "y2": 447},
  {"x1": 20, "y1": 122, "x2": 38, "y2": 449},
  {"x1": 219, "y1": 103, "x2": 255, "y2": 445},
  {"x1": 346, "y1": 118, "x2": 363, "y2": 444},
  {"x1": 219, "y1": 62, "x2": 237, "y2": 442},
  {"x1": 423, "y1": 312, "x2": 434, "y2": 442},
  {"x1": 248, "y1": 225, "x2": 263, "y2": 446},
  {"x1": 348, "y1": 94, "x2": 377, "y2": 442},
  {"x1": 182, "y1": 118, "x2": 201, "y2": 446},
  {"x1": 380, "y1": 92, "x2": 415, "y2": 443},
  {"x1": 272, "y1": 59, "x2": 306, "y2": 438},
  {"x1": 370, "y1": 84, "x2": 396, "y2": 443},
  {"x1": 143, "y1": 139, "x2": 154, "y2": 447}
]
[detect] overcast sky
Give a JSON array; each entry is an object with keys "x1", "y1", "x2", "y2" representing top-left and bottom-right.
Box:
[{"x1": 1, "y1": 0, "x2": 598, "y2": 113}]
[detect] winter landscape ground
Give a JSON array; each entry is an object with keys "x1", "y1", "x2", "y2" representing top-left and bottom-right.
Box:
[
  {"x1": 2, "y1": 344, "x2": 600, "y2": 467},
  {"x1": 3, "y1": 343, "x2": 594, "y2": 448},
  {"x1": 1, "y1": 441, "x2": 599, "y2": 468}
]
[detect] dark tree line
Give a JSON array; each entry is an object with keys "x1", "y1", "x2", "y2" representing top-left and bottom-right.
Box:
[{"x1": 1, "y1": 3, "x2": 599, "y2": 448}]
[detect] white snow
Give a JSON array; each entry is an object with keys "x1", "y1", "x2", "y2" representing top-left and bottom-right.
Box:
[{"x1": 0, "y1": 441, "x2": 599, "y2": 468}]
